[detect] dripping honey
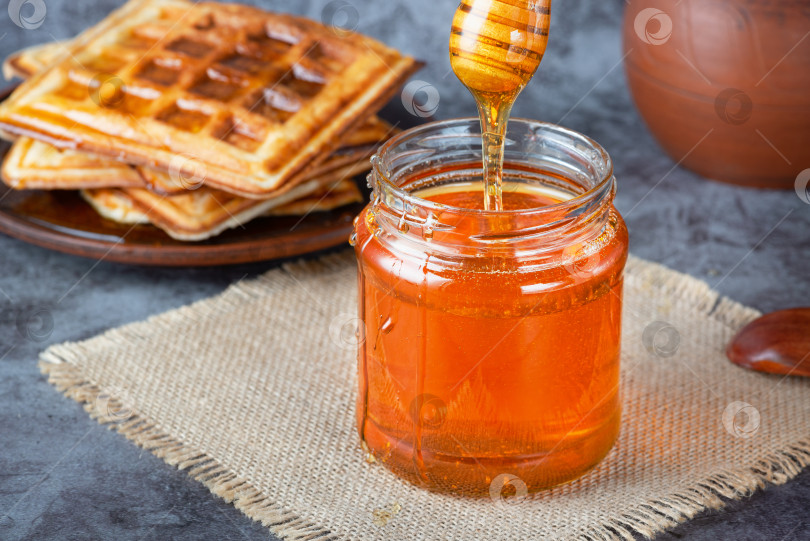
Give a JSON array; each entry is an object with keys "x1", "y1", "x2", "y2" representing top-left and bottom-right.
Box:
[
  {"x1": 354, "y1": 162, "x2": 628, "y2": 494},
  {"x1": 450, "y1": 0, "x2": 551, "y2": 210}
]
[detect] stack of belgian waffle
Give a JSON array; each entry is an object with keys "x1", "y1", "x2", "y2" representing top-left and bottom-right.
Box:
[{"x1": 0, "y1": 0, "x2": 419, "y2": 240}]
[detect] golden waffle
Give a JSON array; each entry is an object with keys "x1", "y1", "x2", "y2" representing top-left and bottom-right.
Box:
[
  {"x1": 1, "y1": 36, "x2": 395, "y2": 192},
  {"x1": 2, "y1": 41, "x2": 64, "y2": 80},
  {"x1": 3, "y1": 114, "x2": 391, "y2": 191},
  {"x1": 138, "y1": 143, "x2": 377, "y2": 195},
  {"x1": 80, "y1": 188, "x2": 150, "y2": 224},
  {"x1": 124, "y1": 161, "x2": 369, "y2": 240},
  {"x1": 82, "y1": 163, "x2": 365, "y2": 241},
  {"x1": 265, "y1": 179, "x2": 361, "y2": 216},
  {"x1": 3, "y1": 39, "x2": 397, "y2": 144},
  {"x1": 2, "y1": 137, "x2": 145, "y2": 189},
  {"x1": 0, "y1": 0, "x2": 418, "y2": 198},
  {"x1": 4, "y1": 135, "x2": 369, "y2": 238},
  {"x1": 136, "y1": 116, "x2": 391, "y2": 194}
]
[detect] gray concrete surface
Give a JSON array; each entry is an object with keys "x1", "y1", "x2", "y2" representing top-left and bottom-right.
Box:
[{"x1": 1, "y1": 0, "x2": 809, "y2": 539}]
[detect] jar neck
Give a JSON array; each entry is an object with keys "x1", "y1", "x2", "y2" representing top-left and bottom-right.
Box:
[
  {"x1": 370, "y1": 173, "x2": 614, "y2": 260},
  {"x1": 366, "y1": 118, "x2": 616, "y2": 261}
]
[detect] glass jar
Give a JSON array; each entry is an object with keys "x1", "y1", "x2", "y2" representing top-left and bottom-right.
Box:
[{"x1": 353, "y1": 118, "x2": 628, "y2": 495}]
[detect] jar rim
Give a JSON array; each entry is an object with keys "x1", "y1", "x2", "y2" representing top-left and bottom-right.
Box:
[{"x1": 371, "y1": 117, "x2": 615, "y2": 217}]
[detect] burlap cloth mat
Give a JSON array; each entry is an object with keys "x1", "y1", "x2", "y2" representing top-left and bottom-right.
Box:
[{"x1": 40, "y1": 252, "x2": 810, "y2": 540}]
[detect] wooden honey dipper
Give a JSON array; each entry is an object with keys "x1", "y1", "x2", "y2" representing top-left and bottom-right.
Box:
[{"x1": 449, "y1": 0, "x2": 552, "y2": 211}]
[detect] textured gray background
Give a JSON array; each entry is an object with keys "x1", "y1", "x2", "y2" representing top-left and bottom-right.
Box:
[{"x1": 1, "y1": 0, "x2": 809, "y2": 539}]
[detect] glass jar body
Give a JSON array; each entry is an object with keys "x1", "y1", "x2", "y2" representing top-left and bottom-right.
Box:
[{"x1": 354, "y1": 119, "x2": 628, "y2": 495}]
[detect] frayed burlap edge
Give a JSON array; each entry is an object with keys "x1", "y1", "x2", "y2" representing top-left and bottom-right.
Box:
[{"x1": 38, "y1": 253, "x2": 810, "y2": 541}]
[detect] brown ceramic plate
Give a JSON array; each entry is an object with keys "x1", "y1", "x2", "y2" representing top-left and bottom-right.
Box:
[
  {"x1": 0, "y1": 86, "x2": 373, "y2": 266},
  {"x1": 0, "y1": 171, "x2": 363, "y2": 266}
]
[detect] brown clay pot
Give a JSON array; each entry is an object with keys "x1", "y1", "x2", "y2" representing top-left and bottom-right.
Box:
[{"x1": 622, "y1": 0, "x2": 810, "y2": 189}]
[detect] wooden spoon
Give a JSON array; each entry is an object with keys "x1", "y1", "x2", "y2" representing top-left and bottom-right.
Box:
[{"x1": 726, "y1": 308, "x2": 810, "y2": 377}]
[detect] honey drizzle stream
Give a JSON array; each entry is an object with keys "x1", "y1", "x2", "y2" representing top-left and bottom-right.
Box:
[
  {"x1": 477, "y1": 96, "x2": 512, "y2": 211},
  {"x1": 449, "y1": 0, "x2": 552, "y2": 210}
]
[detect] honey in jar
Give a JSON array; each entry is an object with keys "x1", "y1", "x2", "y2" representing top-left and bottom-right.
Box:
[{"x1": 353, "y1": 119, "x2": 628, "y2": 495}]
